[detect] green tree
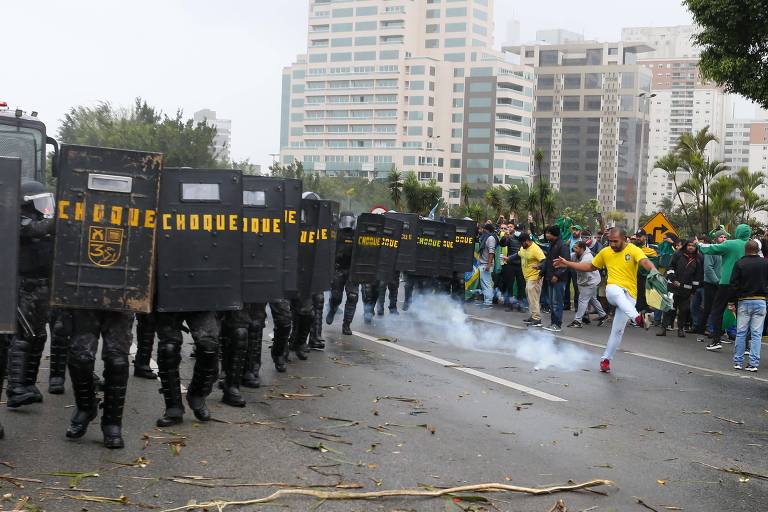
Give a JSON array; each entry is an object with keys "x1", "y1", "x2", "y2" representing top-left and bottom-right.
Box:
[
  {"x1": 653, "y1": 153, "x2": 695, "y2": 234},
  {"x1": 387, "y1": 167, "x2": 403, "y2": 211},
  {"x1": 483, "y1": 187, "x2": 503, "y2": 219},
  {"x1": 461, "y1": 182, "x2": 472, "y2": 207},
  {"x1": 402, "y1": 171, "x2": 442, "y2": 215},
  {"x1": 733, "y1": 167, "x2": 768, "y2": 223},
  {"x1": 676, "y1": 126, "x2": 722, "y2": 232},
  {"x1": 503, "y1": 184, "x2": 525, "y2": 222},
  {"x1": 533, "y1": 148, "x2": 546, "y2": 228},
  {"x1": 685, "y1": 0, "x2": 768, "y2": 109},
  {"x1": 58, "y1": 98, "x2": 220, "y2": 168}
]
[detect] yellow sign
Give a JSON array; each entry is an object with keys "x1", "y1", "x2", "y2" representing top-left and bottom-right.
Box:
[
  {"x1": 642, "y1": 212, "x2": 678, "y2": 244},
  {"x1": 88, "y1": 226, "x2": 124, "y2": 267}
]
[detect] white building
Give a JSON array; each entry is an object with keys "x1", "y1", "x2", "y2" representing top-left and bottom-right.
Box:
[
  {"x1": 534, "y1": 28, "x2": 583, "y2": 45},
  {"x1": 622, "y1": 25, "x2": 700, "y2": 59},
  {"x1": 723, "y1": 120, "x2": 752, "y2": 171},
  {"x1": 279, "y1": 0, "x2": 534, "y2": 205},
  {"x1": 193, "y1": 109, "x2": 232, "y2": 162}
]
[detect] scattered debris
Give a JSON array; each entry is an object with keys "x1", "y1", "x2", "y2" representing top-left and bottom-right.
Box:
[
  {"x1": 0, "y1": 474, "x2": 44, "y2": 489},
  {"x1": 374, "y1": 396, "x2": 421, "y2": 405},
  {"x1": 47, "y1": 471, "x2": 99, "y2": 489},
  {"x1": 635, "y1": 497, "x2": 660, "y2": 512},
  {"x1": 692, "y1": 461, "x2": 768, "y2": 481},
  {"x1": 714, "y1": 416, "x2": 744, "y2": 425},
  {"x1": 682, "y1": 410, "x2": 711, "y2": 415}
]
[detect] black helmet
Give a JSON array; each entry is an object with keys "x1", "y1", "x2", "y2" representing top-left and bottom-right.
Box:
[
  {"x1": 21, "y1": 180, "x2": 54, "y2": 219},
  {"x1": 339, "y1": 211, "x2": 356, "y2": 230}
]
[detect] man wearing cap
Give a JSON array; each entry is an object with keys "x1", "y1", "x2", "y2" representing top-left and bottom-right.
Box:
[{"x1": 477, "y1": 223, "x2": 498, "y2": 307}]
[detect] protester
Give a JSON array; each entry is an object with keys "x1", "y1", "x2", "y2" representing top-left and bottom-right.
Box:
[
  {"x1": 543, "y1": 226, "x2": 570, "y2": 332},
  {"x1": 697, "y1": 224, "x2": 751, "y2": 351},
  {"x1": 499, "y1": 224, "x2": 526, "y2": 312},
  {"x1": 518, "y1": 233, "x2": 545, "y2": 327},
  {"x1": 700, "y1": 230, "x2": 726, "y2": 336},
  {"x1": 632, "y1": 230, "x2": 658, "y2": 315},
  {"x1": 657, "y1": 240, "x2": 703, "y2": 338},
  {"x1": 477, "y1": 223, "x2": 498, "y2": 307},
  {"x1": 565, "y1": 225, "x2": 583, "y2": 311},
  {"x1": 729, "y1": 239, "x2": 768, "y2": 371},
  {"x1": 567, "y1": 240, "x2": 608, "y2": 328},
  {"x1": 555, "y1": 227, "x2": 657, "y2": 373}
]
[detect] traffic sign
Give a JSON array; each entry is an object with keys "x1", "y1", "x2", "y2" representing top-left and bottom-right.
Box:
[{"x1": 642, "y1": 212, "x2": 678, "y2": 244}]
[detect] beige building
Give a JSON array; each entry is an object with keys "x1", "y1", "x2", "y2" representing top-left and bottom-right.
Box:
[
  {"x1": 504, "y1": 41, "x2": 653, "y2": 222},
  {"x1": 279, "y1": 0, "x2": 534, "y2": 205}
]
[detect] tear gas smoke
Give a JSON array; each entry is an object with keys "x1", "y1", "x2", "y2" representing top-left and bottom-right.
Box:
[{"x1": 380, "y1": 294, "x2": 591, "y2": 371}]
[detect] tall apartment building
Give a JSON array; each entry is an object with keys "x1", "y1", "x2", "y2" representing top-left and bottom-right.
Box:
[
  {"x1": 535, "y1": 29, "x2": 583, "y2": 45},
  {"x1": 749, "y1": 122, "x2": 768, "y2": 175},
  {"x1": 641, "y1": 58, "x2": 730, "y2": 212},
  {"x1": 723, "y1": 120, "x2": 752, "y2": 172},
  {"x1": 279, "y1": 0, "x2": 534, "y2": 205},
  {"x1": 505, "y1": 41, "x2": 652, "y2": 220},
  {"x1": 193, "y1": 109, "x2": 232, "y2": 162}
]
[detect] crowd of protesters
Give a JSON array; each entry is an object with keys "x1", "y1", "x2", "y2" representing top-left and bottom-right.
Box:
[{"x1": 471, "y1": 214, "x2": 768, "y2": 374}]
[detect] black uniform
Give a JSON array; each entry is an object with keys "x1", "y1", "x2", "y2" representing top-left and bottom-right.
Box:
[
  {"x1": 251, "y1": 300, "x2": 293, "y2": 372},
  {"x1": 376, "y1": 271, "x2": 400, "y2": 315},
  {"x1": 218, "y1": 309, "x2": 250, "y2": 407},
  {"x1": 7, "y1": 185, "x2": 55, "y2": 409},
  {"x1": 326, "y1": 226, "x2": 359, "y2": 335},
  {"x1": 309, "y1": 292, "x2": 326, "y2": 350},
  {"x1": 154, "y1": 311, "x2": 220, "y2": 427},
  {"x1": 134, "y1": 313, "x2": 157, "y2": 379},
  {"x1": 48, "y1": 309, "x2": 72, "y2": 394}
]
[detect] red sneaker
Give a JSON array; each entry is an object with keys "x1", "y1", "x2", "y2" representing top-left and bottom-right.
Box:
[
  {"x1": 600, "y1": 359, "x2": 611, "y2": 373},
  {"x1": 631, "y1": 314, "x2": 643, "y2": 328}
]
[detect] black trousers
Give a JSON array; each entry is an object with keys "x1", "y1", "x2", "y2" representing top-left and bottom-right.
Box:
[
  {"x1": 664, "y1": 292, "x2": 691, "y2": 329},
  {"x1": 702, "y1": 282, "x2": 719, "y2": 332},
  {"x1": 710, "y1": 284, "x2": 732, "y2": 341}
]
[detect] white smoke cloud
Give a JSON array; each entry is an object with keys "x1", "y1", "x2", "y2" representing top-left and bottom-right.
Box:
[{"x1": 378, "y1": 293, "x2": 591, "y2": 371}]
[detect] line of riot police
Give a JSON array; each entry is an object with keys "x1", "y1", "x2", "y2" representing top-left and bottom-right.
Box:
[{"x1": 0, "y1": 144, "x2": 477, "y2": 450}]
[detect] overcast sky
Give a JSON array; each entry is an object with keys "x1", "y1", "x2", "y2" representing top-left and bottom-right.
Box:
[{"x1": 3, "y1": 1, "x2": 756, "y2": 168}]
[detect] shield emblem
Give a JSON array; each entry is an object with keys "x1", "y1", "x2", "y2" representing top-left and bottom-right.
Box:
[{"x1": 88, "y1": 226, "x2": 124, "y2": 267}]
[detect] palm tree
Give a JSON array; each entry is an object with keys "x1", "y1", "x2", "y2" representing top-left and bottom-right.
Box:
[
  {"x1": 708, "y1": 175, "x2": 739, "y2": 228},
  {"x1": 534, "y1": 148, "x2": 545, "y2": 229},
  {"x1": 484, "y1": 188, "x2": 503, "y2": 219},
  {"x1": 504, "y1": 184, "x2": 523, "y2": 221},
  {"x1": 653, "y1": 153, "x2": 694, "y2": 234},
  {"x1": 658, "y1": 196, "x2": 675, "y2": 213},
  {"x1": 676, "y1": 126, "x2": 720, "y2": 233},
  {"x1": 387, "y1": 167, "x2": 402, "y2": 211},
  {"x1": 676, "y1": 126, "x2": 718, "y2": 162},
  {"x1": 733, "y1": 167, "x2": 768, "y2": 223},
  {"x1": 460, "y1": 182, "x2": 472, "y2": 208}
]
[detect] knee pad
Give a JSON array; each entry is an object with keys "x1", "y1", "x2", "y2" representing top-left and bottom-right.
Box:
[
  {"x1": 103, "y1": 354, "x2": 129, "y2": 371},
  {"x1": 157, "y1": 341, "x2": 182, "y2": 367},
  {"x1": 347, "y1": 290, "x2": 359, "y2": 303},
  {"x1": 69, "y1": 348, "x2": 95, "y2": 367}
]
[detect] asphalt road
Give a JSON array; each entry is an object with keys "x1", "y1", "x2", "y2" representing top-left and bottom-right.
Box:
[{"x1": 1, "y1": 297, "x2": 767, "y2": 512}]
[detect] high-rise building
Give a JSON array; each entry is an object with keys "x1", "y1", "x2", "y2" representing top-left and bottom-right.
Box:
[
  {"x1": 279, "y1": 0, "x2": 534, "y2": 205},
  {"x1": 535, "y1": 28, "x2": 583, "y2": 45},
  {"x1": 193, "y1": 109, "x2": 232, "y2": 162},
  {"x1": 641, "y1": 58, "x2": 730, "y2": 213},
  {"x1": 723, "y1": 119, "x2": 752, "y2": 171},
  {"x1": 505, "y1": 41, "x2": 652, "y2": 221},
  {"x1": 504, "y1": 18, "x2": 520, "y2": 46},
  {"x1": 749, "y1": 121, "x2": 768, "y2": 175},
  {"x1": 621, "y1": 25, "x2": 700, "y2": 59}
]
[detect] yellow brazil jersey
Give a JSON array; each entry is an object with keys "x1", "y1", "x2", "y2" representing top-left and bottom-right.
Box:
[
  {"x1": 518, "y1": 243, "x2": 545, "y2": 281},
  {"x1": 591, "y1": 243, "x2": 648, "y2": 299}
]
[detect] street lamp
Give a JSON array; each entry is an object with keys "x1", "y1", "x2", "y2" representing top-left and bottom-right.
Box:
[{"x1": 634, "y1": 92, "x2": 656, "y2": 231}]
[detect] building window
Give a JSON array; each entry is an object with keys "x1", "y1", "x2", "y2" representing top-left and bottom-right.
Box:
[
  {"x1": 332, "y1": 8, "x2": 353, "y2": 17},
  {"x1": 426, "y1": 24, "x2": 440, "y2": 33},
  {"x1": 469, "y1": 81, "x2": 492, "y2": 92},
  {"x1": 536, "y1": 96, "x2": 554, "y2": 111},
  {"x1": 445, "y1": 37, "x2": 465, "y2": 48},
  {"x1": 355, "y1": 5, "x2": 377, "y2": 16},
  {"x1": 468, "y1": 143, "x2": 490, "y2": 153},
  {"x1": 356, "y1": 20, "x2": 376, "y2": 30},
  {"x1": 331, "y1": 23, "x2": 353, "y2": 32},
  {"x1": 445, "y1": 52, "x2": 465, "y2": 62},
  {"x1": 445, "y1": 22, "x2": 467, "y2": 32},
  {"x1": 562, "y1": 95, "x2": 580, "y2": 111},
  {"x1": 537, "y1": 74, "x2": 554, "y2": 89},
  {"x1": 539, "y1": 50, "x2": 558, "y2": 66},
  {"x1": 468, "y1": 127, "x2": 490, "y2": 138},
  {"x1": 425, "y1": 39, "x2": 439, "y2": 48},
  {"x1": 585, "y1": 72, "x2": 602, "y2": 89},
  {"x1": 563, "y1": 73, "x2": 581, "y2": 89},
  {"x1": 468, "y1": 112, "x2": 491, "y2": 122},
  {"x1": 468, "y1": 97, "x2": 490, "y2": 107},
  {"x1": 584, "y1": 95, "x2": 602, "y2": 111}
]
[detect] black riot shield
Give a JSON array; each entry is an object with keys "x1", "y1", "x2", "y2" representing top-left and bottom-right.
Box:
[
  {"x1": 384, "y1": 212, "x2": 418, "y2": 274},
  {"x1": 436, "y1": 222, "x2": 456, "y2": 278},
  {"x1": 0, "y1": 157, "x2": 21, "y2": 332},
  {"x1": 51, "y1": 145, "x2": 163, "y2": 313},
  {"x1": 297, "y1": 198, "x2": 320, "y2": 297},
  {"x1": 414, "y1": 219, "x2": 443, "y2": 278},
  {"x1": 156, "y1": 168, "x2": 242, "y2": 312},
  {"x1": 445, "y1": 218, "x2": 477, "y2": 273},
  {"x1": 313, "y1": 200, "x2": 339, "y2": 292},
  {"x1": 242, "y1": 176, "x2": 286, "y2": 303},
  {"x1": 282, "y1": 178, "x2": 302, "y2": 297},
  {"x1": 349, "y1": 214, "x2": 404, "y2": 284}
]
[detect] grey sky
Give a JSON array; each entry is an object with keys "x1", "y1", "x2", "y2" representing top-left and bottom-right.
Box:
[{"x1": 3, "y1": 1, "x2": 754, "y2": 169}]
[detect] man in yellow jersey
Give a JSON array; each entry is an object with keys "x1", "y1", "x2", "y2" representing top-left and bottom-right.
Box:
[
  {"x1": 518, "y1": 233, "x2": 546, "y2": 328},
  {"x1": 555, "y1": 227, "x2": 657, "y2": 373}
]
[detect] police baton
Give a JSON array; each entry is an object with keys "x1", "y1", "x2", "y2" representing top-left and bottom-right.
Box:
[{"x1": 16, "y1": 307, "x2": 35, "y2": 339}]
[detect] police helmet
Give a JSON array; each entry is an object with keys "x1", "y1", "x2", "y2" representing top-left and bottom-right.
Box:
[
  {"x1": 339, "y1": 211, "x2": 356, "y2": 230},
  {"x1": 302, "y1": 191, "x2": 321, "y2": 200},
  {"x1": 21, "y1": 180, "x2": 55, "y2": 219}
]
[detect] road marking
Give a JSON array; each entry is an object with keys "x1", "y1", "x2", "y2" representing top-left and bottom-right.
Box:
[
  {"x1": 467, "y1": 314, "x2": 768, "y2": 384},
  {"x1": 351, "y1": 330, "x2": 567, "y2": 402}
]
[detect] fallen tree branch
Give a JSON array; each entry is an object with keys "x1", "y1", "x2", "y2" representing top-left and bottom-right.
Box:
[
  {"x1": 692, "y1": 461, "x2": 768, "y2": 481},
  {"x1": 159, "y1": 479, "x2": 613, "y2": 512}
]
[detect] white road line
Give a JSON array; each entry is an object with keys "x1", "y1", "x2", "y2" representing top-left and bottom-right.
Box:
[
  {"x1": 351, "y1": 330, "x2": 568, "y2": 402},
  {"x1": 467, "y1": 314, "x2": 768, "y2": 384}
]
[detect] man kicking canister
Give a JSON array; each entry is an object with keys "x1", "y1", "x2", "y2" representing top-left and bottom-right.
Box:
[{"x1": 554, "y1": 227, "x2": 658, "y2": 373}]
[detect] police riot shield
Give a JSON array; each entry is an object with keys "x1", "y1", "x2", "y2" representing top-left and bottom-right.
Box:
[
  {"x1": 297, "y1": 198, "x2": 320, "y2": 297},
  {"x1": 414, "y1": 218, "x2": 443, "y2": 278},
  {"x1": 312, "y1": 200, "x2": 339, "y2": 293},
  {"x1": 445, "y1": 218, "x2": 477, "y2": 273},
  {"x1": 241, "y1": 176, "x2": 286, "y2": 303},
  {"x1": 384, "y1": 212, "x2": 418, "y2": 273},
  {"x1": 0, "y1": 157, "x2": 21, "y2": 332},
  {"x1": 282, "y1": 178, "x2": 302, "y2": 297},
  {"x1": 349, "y1": 213, "x2": 404, "y2": 284},
  {"x1": 436, "y1": 222, "x2": 456, "y2": 278},
  {"x1": 156, "y1": 168, "x2": 243, "y2": 312},
  {"x1": 51, "y1": 145, "x2": 163, "y2": 313}
]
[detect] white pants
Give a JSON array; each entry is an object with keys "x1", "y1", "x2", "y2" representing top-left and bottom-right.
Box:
[{"x1": 602, "y1": 284, "x2": 639, "y2": 361}]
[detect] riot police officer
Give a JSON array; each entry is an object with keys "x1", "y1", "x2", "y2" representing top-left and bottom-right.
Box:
[
  {"x1": 308, "y1": 293, "x2": 326, "y2": 350},
  {"x1": 217, "y1": 309, "x2": 250, "y2": 407},
  {"x1": 134, "y1": 313, "x2": 157, "y2": 379},
  {"x1": 48, "y1": 309, "x2": 72, "y2": 394},
  {"x1": 7, "y1": 181, "x2": 55, "y2": 408},
  {"x1": 326, "y1": 212, "x2": 358, "y2": 335},
  {"x1": 376, "y1": 272, "x2": 400, "y2": 316}
]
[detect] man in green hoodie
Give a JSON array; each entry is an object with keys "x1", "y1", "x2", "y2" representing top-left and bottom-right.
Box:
[{"x1": 697, "y1": 224, "x2": 752, "y2": 351}]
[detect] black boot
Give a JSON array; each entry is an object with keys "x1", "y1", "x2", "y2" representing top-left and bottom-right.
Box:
[
  {"x1": 134, "y1": 333, "x2": 156, "y2": 379},
  {"x1": 222, "y1": 328, "x2": 247, "y2": 407},
  {"x1": 48, "y1": 331, "x2": 69, "y2": 395},
  {"x1": 156, "y1": 342, "x2": 184, "y2": 427},
  {"x1": 66, "y1": 356, "x2": 99, "y2": 439},
  {"x1": 272, "y1": 327, "x2": 289, "y2": 373},
  {"x1": 309, "y1": 298, "x2": 326, "y2": 351},
  {"x1": 290, "y1": 315, "x2": 312, "y2": 361},
  {"x1": 25, "y1": 334, "x2": 46, "y2": 403},
  {"x1": 186, "y1": 343, "x2": 218, "y2": 422},
  {"x1": 6, "y1": 338, "x2": 37, "y2": 408},
  {"x1": 325, "y1": 305, "x2": 338, "y2": 325},
  {"x1": 341, "y1": 299, "x2": 355, "y2": 335},
  {"x1": 241, "y1": 326, "x2": 262, "y2": 388},
  {"x1": 101, "y1": 357, "x2": 128, "y2": 449}
]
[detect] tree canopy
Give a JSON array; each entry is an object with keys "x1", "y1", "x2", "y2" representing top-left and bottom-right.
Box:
[{"x1": 685, "y1": 0, "x2": 768, "y2": 108}]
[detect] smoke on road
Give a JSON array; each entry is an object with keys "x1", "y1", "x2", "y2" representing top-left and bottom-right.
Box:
[{"x1": 381, "y1": 294, "x2": 591, "y2": 371}]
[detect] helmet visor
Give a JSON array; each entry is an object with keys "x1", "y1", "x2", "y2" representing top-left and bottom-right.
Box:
[
  {"x1": 25, "y1": 192, "x2": 55, "y2": 219},
  {"x1": 339, "y1": 215, "x2": 356, "y2": 230}
]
